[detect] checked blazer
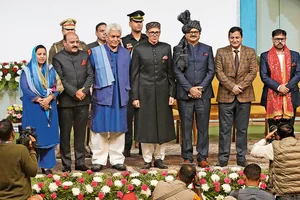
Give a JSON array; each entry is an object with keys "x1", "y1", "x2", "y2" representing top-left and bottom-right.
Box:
[{"x1": 215, "y1": 45, "x2": 258, "y2": 103}]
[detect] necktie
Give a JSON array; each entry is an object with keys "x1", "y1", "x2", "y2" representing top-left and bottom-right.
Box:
[{"x1": 234, "y1": 49, "x2": 239, "y2": 74}]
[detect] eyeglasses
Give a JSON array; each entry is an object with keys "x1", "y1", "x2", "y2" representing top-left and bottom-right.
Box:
[
  {"x1": 148, "y1": 31, "x2": 160, "y2": 36},
  {"x1": 187, "y1": 31, "x2": 200, "y2": 35},
  {"x1": 273, "y1": 37, "x2": 286, "y2": 42}
]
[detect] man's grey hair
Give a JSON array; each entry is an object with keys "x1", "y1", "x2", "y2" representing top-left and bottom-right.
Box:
[{"x1": 106, "y1": 23, "x2": 122, "y2": 36}]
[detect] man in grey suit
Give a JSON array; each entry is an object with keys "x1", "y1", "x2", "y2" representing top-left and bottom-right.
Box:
[
  {"x1": 52, "y1": 32, "x2": 94, "y2": 172},
  {"x1": 88, "y1": 22, "x2": 107, "y2": 49},
  {"x1": 173, "y1": 10, "x2": 215, "y2": 168}
]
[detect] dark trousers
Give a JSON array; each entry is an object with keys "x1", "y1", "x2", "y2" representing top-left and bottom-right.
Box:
[
  {"x1": 125, "y1": 101, "x2": 135, "y2": 151},
  {"x1": 218, "y1": 99, "x2": 251, "y2": 163},
  {"x1": 268, "y1": 109, "x2": 296, "y2": 131},
  {"x1": 178, "y1": 99, "x2": 211, "y2": 162},
  {"x1": 58, "y1": 106, "x2": 89, "y2": 167}
]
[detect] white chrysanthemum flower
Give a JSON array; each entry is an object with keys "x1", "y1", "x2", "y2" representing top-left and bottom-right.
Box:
[
  {"x1": 35, "y1": 174, "x2": 44, "y2": 179},
  {"x1": 222, "y1": 184, "x2": 231, "y2": 193},
  {"x1": 0, "y1": 71, "x2": 3, "y2": 76},
  {"x1": 17, "y1": 69, "x2": 22, "y2": 75},
  {"x1": 266, "y1": 175, "x2": 269, "y2": 182},
  {"x1": 215, "y1": 194, "x2": 225, "y2": 200},
  {"x1": 150, "y1": 180, "x2": 158, "y2": 187},
  {"x1": 148, "y1": 170, "x2": 158, "y2": 175},
  {"x1": 231, "y1": 167, "x2": 242, "y2": 172},
  {"x1": 32, "y1": 184, "x2": 41, "y2": 193},
  {"x1": 198, "y1": 171, "x2": 207, "y2": 178},
  {"x1": 141, "y1": 188, "x2": 151, "y2": 197},
  {"x1": 5, "y1": 73, "x2": 11, "y2": 81},
  {"x1": 101, "y1": 185, "x2": 111, "y2": 194},
  {"x1": 15, "y1": 76, "x2": 20, "y2": 83},
  {"x1": 114, "y1": 180, "x2": 123, "y2": 187},
  {"x1": 53, "y1": 175, "x2": 60, "y2": 180},
  {"x1": 72, "y1": 187, "x2": 80, "y2": 196},
  {"x1": 85, "y1": 184, "x2": 93, "y2": 193},
  {"x1": 165, "y1": 175, "x2": 174, "y2": 182},
  {"x1": 93, "y1": 176, "x2": 103, "y2": 183},
  {"x1": 113, "y1": 172, "x2": 122, "y2": 177},
  {"x1": 201, "y1": 183, "x2": 210, "y2": 191},
  {"x1": 211, "y1": 174, "x2": 220, "y2": 182},
  {"x1": 49, "y1": 182, "x2": 58, "y2": 192},
  {"x1": 72, "y1": 172, "x2": 83, "y2": 177},
  {"x1": 131, "y1": 178, "x2": 141, "y2": 186},
  {"x1": 187, "y1": 183, "x2": 193, "y2": 189},
  {"x1": 0, "y1": 65, "x2": 2, "y2": 69},
  {"x1": 4, "y1": 64, "x2": 10, "y2": 69},
  {"x1": 62, "y1": 181, "x2": 73, "y2": 186},
  {"x1": 229, "y1": 173, "x2": 239, "y2": 180},
  {"x1": 94, "y1": 172, "x2": 104, "y2": 176},
  {"x1": 213, "y1": 166, "x2": 223, "y2": 171},
  {"x1": 167, "y1": 170, "x2": 177, "y2": 174},
  {"x1": 130, "y1": 172, "x2": 140, "y2": 177},
  {"x1": 95, "y1": 198, "x2": 99, "y2": 200},
  {"x1": 21, "y1": 65, "x2": 26, "y2": 69}
]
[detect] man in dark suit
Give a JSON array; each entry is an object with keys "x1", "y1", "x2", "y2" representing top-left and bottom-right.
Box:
[
  {"x1": 215, "y1": 26, "x2": 257, "y2": 167},
  {"x1": 52, "y1": 32, "x2": 94, "y2": 172},
  {"x1": 173, "y1": 10, "x2": 215, "y2": 168},
  {"x1": 88, "y1": 22, "x2": 107, "y2": 49},
  {"x1": 260, "y1": 29, "x2": 300, "y2": 128},
  {"x1": 122, "y1": 10, "x2": 148, "y2": 157}
]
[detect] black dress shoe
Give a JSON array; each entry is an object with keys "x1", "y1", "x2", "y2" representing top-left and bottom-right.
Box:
[
  {"x1": 216, "y1": 161, "x2": 228, "y2": 167},
  {"x1": 237, "y1": 161, "x2": 248, "y2": 167},
  {"x1": 112, "y1": 164, "x2": 127, "y2": 171},
  {"x1": 62, "y1": 166, "x2": 71, "y2": 172},
  {"x1": 91, "y1": 164, "x2": 103, "y2": 172},
  {"x1": 123, "y1": 149, "x2": 131, "y2": 157},
  {"x1": 75, "y1": 165, "x2": 89, "y2": 171},
  {"x1": 142, "y1": 162, "x2": 151, "y2": 169},
  {"x1": 41, "y1": 168, "x2": 53, "y2": 175},
  {"x1": 154, "y1": 159, "x2": 168, "y2": 169}
]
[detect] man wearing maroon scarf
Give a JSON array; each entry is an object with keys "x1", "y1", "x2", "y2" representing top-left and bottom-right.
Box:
[{"x1": 260, "y1": 29, "x2": 300, "y2": 129}]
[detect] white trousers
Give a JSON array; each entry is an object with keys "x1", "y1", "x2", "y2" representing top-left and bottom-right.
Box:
[
  {"x1": 90, "y1": 131, "x2": 125, "y2": 166},
  {"x1": 141, "y1": 143, "x2": 166, "y2": 163}
]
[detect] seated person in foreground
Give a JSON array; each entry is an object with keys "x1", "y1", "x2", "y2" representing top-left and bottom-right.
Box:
[
  {"x1": 152, "y1": 164, "x2": 203, "y2": 200},
  {"x1": 225, "y1": 163, "x2": 274, "y2": 200},
  {"x1": 0, "y1": 119, "x2": 38, "y2": 200},
  {"x1": 251, "y1": 122, "x2": 300, "y2": 199}
]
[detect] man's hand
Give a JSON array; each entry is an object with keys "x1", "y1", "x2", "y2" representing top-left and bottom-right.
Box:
[
  {"x1": 232, "y1": 85, "x2": 243, "y2": 95},
  {"x1": 28, "y1": 135, "x2": 36, "y2": 150},
  {"x1": 189, "y1": 86, "x2": 202, "y2": 98},
  {"x1": 265, "y1": 129, "x2": 277, "y2": 142},
  {"x1": 75, "y1": 87, "x2": 86, "y2": 100},
  {"x1": 169, "y1": 97, "x2": 175, "y2": 105},
  {"x1": 132, "y1": 100, "x2": 140, "y2": 108},
  {"x1": 278, "y1": 84, "x2": 289, "y2": 95}
]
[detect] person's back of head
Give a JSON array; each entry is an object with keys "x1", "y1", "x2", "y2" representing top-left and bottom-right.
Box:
[
  {"x1": 244, "y1": 163, "x2": 261, "y2": 183},
  {"x1": 28, "y1": 195, "x2": 43, "y2": 200},
  {"x1": 0, "y1": 119, "x2": 13, "y2": 141},
  {"x1": 178, "y1": 164, "x2": 197, "y2": 185},
  {"x1": 276, "y1": 122, "x2": 295, "y2": 139}
]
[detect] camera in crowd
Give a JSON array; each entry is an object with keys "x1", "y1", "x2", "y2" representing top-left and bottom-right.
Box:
[
  {"x1": 269, "y1": 125, "x2": 278, "y2": 141},
  {"x1": 16, "y1": 126, "x2": 38, "y2": 148}
]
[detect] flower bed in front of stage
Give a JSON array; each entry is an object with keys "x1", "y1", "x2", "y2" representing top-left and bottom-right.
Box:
[{"x1": 31, "y1": 167, "x2": 268, "y2": 200}]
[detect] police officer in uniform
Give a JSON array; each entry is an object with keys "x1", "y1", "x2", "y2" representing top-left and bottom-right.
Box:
[
  {"x1": 48, "y1": 18, "x2": 88, "y2": 64},
  {"x1": 122, "y1": 10, "x2": 148, "y2": 157}
]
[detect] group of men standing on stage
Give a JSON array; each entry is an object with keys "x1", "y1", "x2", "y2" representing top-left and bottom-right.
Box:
[{"x1": 48, "y1": 8, "x2": 300, "y2": 172}]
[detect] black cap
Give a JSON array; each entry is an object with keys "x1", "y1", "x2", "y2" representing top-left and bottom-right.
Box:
[{"x1": 127, "y1": 10, "x2": 145, "y2": 22}]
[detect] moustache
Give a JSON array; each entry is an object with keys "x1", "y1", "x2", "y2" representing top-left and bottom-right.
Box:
[
  {"x1": 190, "y1": 36, "x2": 197, "y2": 38},
  {"x1": 72, "y1": 46, "x2": 78, "y2": 49}
]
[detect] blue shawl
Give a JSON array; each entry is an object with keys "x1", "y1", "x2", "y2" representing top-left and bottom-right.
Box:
[
  {"x1": 20, "y1": 46, "x2": 57, "y2": 125},
  {"x1": 90, "y1": 45, "x2": 115, "y2": 89}
]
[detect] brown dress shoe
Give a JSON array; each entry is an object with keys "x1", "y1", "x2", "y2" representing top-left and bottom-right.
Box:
[
  {"x1": 198, "y1": 160, "x2": 209, "y2": 168},
  {"x1": 183, "y1": 159, "x2": 193, "y2": 164}
]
